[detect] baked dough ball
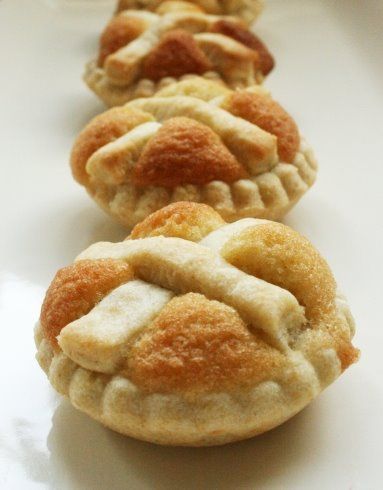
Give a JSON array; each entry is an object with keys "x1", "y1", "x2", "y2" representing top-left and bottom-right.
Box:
[
  {"x1": 35, "y1": 202, "x2": 359, "y2": 446},
  {"x1": 85, "y1": 9, "x2": 274, "y2": 106},
  {"x1": 115, "y1": 0, "x2": 265, "y2": 24},
  {"x1": 71, "y1": 80, "x2": 317, "y2": 227}
]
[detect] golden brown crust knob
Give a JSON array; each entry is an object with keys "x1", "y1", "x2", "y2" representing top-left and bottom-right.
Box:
[
  {"x1": 127, "y1": 292, "x2": 285, "y2": 394},
  {"x1": 223, "y1": 91, "x2": 300, "y2": 163},
  {"x1": 70, "y1": 106, "x2": 154, "y2": 185},
  {"x1": 98, "y1": 14, "x2": 148, "y2": 67},
  {"x1": 132, "y1": 116, "x2": 247, "y2": 186}
]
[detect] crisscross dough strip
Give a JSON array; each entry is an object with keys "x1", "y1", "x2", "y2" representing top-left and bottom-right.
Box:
[
  {"x1": 58, "y1": 280, "x2": 174, "y2": 374},
  {"x1": 76, "y1": 236, "x2": 305, "y2": 349},
  {"x1": 127, "y1": 96, "x2": 278, "y2": 172},
  {"x1": 194, "y1": 32, "x2": 257, "y2": 85},
  {"x1": 85, "y1": 96, "x2": 277, "y2": 185},
  {"x1": 86, "y1": 121, "x2": 162, "y2": 185},
  {"x1": 98, "y1": 10, "x2": 161, "y2": 68}
]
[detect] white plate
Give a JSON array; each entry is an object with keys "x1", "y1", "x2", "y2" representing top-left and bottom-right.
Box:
[{"x1": 1, "y1": 0, "x2": 382, "y2": 488}]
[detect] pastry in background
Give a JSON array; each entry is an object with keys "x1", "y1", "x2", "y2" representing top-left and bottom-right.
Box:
[
  {"x1": 71, "y1": 79, "x2": 316, "y2": 228},
  {"x1": 85, "y1": 10, "x2": 274, "y2": 106},
  {"x1": 116, "y1": 0, "x2": 265, "y2": 24},
  {"x1": 35, "y1": 202, "x2": 359, "y2": 446}
]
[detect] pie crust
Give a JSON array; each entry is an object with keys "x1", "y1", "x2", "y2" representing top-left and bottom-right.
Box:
[
  {"x1": 71, "y1": 80, "x2": 317, "y2": 228},
  {"x1": 35, "y1": 202, "x2": 359, "y2": 446},
  {"x1": 115, "y1": 0, "x2": 265, "y2": 24}
]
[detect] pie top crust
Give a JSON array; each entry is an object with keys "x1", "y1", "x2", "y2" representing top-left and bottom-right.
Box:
[
  {"x1": 115, "y1": 0, "x2": 265, "y2": 24},
  {"x1": 71, "y1": 80, "x2": 316, "y2": 226},
  {"x1": 36, "y1": 202, "x2": 358, "y2": 445},
  {"x1": 85, "y1": 9, "x2": 274, "y2": 106}
]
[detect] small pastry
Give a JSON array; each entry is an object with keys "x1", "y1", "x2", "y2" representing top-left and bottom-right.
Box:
[
  {"x1": 71, "y1": 79, "x2": 316, "y2": 227},
  {"x1": 85, "y1": 10, "x2": 274, "y2": 106},
  {"x1": 35, "y1": 202, "x2": 359, "y2": 446},
  {"x1": 115, "y1": 0, "x2": 265, "y2": 24}
]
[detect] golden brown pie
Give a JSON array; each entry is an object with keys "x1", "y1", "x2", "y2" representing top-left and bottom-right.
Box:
[
  {"x1": 35, "y1": 202, "x2": 359, "y2": 446},
  {"x1": 115, "y1": 0, "x2": 265, "y2": 24},
  {"x1": 85, "y1": 9, "x2": 274, "y2": 106},
  {"x1": 71, "y1": 79, "x2": 317, "y2": 228}
]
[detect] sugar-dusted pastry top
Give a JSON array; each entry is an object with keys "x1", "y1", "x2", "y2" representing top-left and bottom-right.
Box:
[
  {"x1": 115, "y1": 0, "x2": 265, "y2": 24},
  {"x1": 36, "y1": 202, "x2": 358, "y2": 444},
  {"x1": 71, "y1": 80, "x2": 315, "y2": 226},
  {"x1": 85, "y1": 9, "x2": 273, "y2": 106}
]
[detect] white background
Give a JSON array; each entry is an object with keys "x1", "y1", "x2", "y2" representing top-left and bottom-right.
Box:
[{"x1": 0, "y1": 0, "x2": 382, "y2": 488}]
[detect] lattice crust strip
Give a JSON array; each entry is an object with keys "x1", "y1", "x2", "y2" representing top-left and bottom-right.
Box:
[
  {"x1": 88, "y1": 138, "x2": 316, "y2": 228},
  {"x1": 75, "y1": 237, "x2": 304, "y2": 349},
  {"x1": 58, "y1": 279, "x2": 174, "y2": 373}
]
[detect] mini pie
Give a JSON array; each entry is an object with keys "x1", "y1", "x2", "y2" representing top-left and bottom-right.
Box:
[
  {"x1": 115, "y1": 0, "x2": 265, "y2": 24},
  {"x1": 71, "y1": 79, "x2": 317, "y2": 228},
  {"x1": 85, "y1": 9, "x2": 274, "y2": 106},
  {"x1": 35, "y1": 202, "x2": 359, "y2": 446}
]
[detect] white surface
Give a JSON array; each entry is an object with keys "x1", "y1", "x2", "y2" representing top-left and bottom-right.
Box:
[{"x1": 0, "y1": 0, "x2": 382, "y2": 488}]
